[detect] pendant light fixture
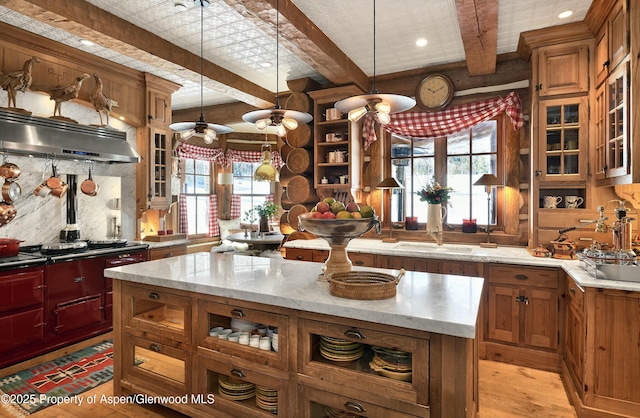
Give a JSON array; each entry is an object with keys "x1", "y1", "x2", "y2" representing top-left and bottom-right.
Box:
[
  {"x1": 169, "y1": 0, "x2": 232, "y2": 144},
  {"x1": 334, "y1": 0, "x2": 415, "y2": 125},
  {"x1": 242, "y1": 0, "x2": 312, "y2": 137},
  {"x1": 253, "y1": 133, "x2": 279, "y2": 182}
]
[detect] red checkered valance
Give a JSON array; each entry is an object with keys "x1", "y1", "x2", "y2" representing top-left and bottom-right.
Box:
[
  {"x1": 175, "y1": 142, "x2": 226, "y2": 164},
  {"x1": 225, "y1": 149, "x2": 284, "y2": 168},
  {"x1": 362, "y1": 91, "x2": 525, "y2": 149}
]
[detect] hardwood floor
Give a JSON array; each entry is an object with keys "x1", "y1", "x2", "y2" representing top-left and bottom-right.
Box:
[{"x1": 1, "y1": 354, "x2": 576, "y2": 418}]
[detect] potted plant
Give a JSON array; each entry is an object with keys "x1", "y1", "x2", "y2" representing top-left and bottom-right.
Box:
[{"x1": 244, "y1": 201, "x2": 280, "y2": 233}]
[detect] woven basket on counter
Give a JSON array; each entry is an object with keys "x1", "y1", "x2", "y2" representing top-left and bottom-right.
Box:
[{"x1": 328, "y1": 270, "x2": 405, "y2": 300}]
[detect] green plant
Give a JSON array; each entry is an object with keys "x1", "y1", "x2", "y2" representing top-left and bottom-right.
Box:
[
  {"x1": 244, "y1": 201, "x2": 280, "y2": 222},
  {"x1": 417, "y1": 177, "x2": 453, "y2": 204}
]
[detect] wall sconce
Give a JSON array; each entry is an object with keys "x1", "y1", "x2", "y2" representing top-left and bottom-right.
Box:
[{"x1": 218, "y1": 172, "x2": 234, "y2": 219}]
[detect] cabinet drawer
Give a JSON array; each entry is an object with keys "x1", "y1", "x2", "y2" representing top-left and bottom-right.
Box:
[
  {"x1": 195, "y1": 354, "x2": 289, "y2": 417},
  {"x1": 566, "y1": 276, "x2": 584, "y2": 311},
  {"x1": 0, "y1": 268, "x2": 44, "y2": 312},
  {"x1": 148, "y1": 244, "x2": 187, "y2": 260},
  {"x1": 298, "y1": 318, "x2": 429, "y2": 407},
  {"x1": 488, "y1": 265, "x2": 558, "y2": 289},
  {"x1": 348, "y1": 252, "x2": 375, "y2": 267},
  {"x1": 299, "y1": 384, "x2": 425, "y2": 418},
  {"x1": 285, "y1": 247, "x2": 313, "y2": 261},
  {"x1": 122, "y1": 283, "x2": 191, "y2": 342},
  {"x1": 122, "y1": 333, "x2": 191, "y2": 396},
  {"x1": 0, "y1": 308, "x2": 44, "y2": 352},
  {"x1": 197, "y1": 299, "x2": 289, "y2": 371}
]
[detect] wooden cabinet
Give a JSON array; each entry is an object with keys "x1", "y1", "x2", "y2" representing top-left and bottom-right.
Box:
[
  {"x1": 484, "y1": 264, "x2": 560, "y2": 371},
  {"x1": 148, "y1": 243, "x2": 187, "y2": 260},
  {"x1": 308, "y1": 86, "x2": 363, "y2": 191},
  {"x1": 595, "y1": 0, "x2": 629, "y2": 87},
  {"x1": 535, "y1": 43, "x2": 589, "y2": 97},
  {"x1": 148, "y1": 127, "x2": 173, "y2": 209},
  {"x1": 562, "y1": 274, "x2": 584, "y2": 394},
  {"x1": 284, "y1": 247, "x2": 328, "y2": 263},
  {"x1": 147, "y1": 88, "x2": 171, "y2": 127}
]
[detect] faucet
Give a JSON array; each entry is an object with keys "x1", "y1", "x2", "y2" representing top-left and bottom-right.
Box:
[
  {"x1": 428, "y1": 231, "x2": 443, "y2": 246},
  {"x1": 112, "y1": 215, "x2": 121, "y2": 239},
  {"x1": 595, "y1": 205, "x2": 608, "y2": 233}
]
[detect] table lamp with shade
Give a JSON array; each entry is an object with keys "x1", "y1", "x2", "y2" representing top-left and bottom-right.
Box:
[
  {"x1": 376, "y1": 177, "x2": 404, "y2": 243},
  {"x1": 473, "y1": 173, "x2": 502, "y2": 248},
  {"x1": 217, "y1": 172, "x2": 234, "y2": 219}
]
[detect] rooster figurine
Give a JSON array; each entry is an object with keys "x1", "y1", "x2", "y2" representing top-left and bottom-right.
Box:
[
  {"x1": 37, "y1": 73, "x2": 90, "y2": 120},
  {"x1": 0, "y1": 56, "x2": 40, "y2": 111},
  {"x1": 90, "y1": 73, "x2": 118, "y2": 126}
]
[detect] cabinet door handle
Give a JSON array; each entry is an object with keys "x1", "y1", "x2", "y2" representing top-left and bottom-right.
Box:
[
  {"x1": 148, "y1": 292, "x2": 160, "y2": 300},
  {"x1": 296, "y1": 255, "x2": 304, "y2": 260},
  {"x1": 344, "y1": 329, "x2": 366, "y2": 340},
  {"x1": 230, "y1": 309, "x2": 245, "y2": 317},
  {"x1": 353, "y1": 260, "x2": 364, "y2": 265},
  {"x1": 344, "y1": 401, "x2": 366, "y2": 413},
  {"x1": 230, "y1": 368, "x2": 246, "y2": 378},
  {"x1": 164, "y1": 252, "x2": 173, "y2": 258},
  {"x1": 150, "y1": 343, "x2": 161, "y2": 352},
  {"x1": 73, "y1": 276, "x2": 85, "y2": 283},
  {"x1": 514, "y1": 274, "x2": 528, "y2": 280},
  {"x1": 569, "y1": 288, "x2": 576, "y2": 294}
]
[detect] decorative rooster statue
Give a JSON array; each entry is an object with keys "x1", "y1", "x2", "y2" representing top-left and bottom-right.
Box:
[
  {"x1": 37, "y1": 73, "x2": 90, "y2": 120},
  {"x1": 0, "y1": 56, "x2": 40, "y2": 110},
  {"x1": 89, "y1": 73, "x2": 118, "y2": 126}
]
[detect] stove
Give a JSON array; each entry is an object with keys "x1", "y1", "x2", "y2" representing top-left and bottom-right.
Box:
[
  {"x1": 0, "y1": 252, "x2": 48, "y2": 270},
  {"x1": 16, "y1": 240, "x2": 149, "y2": 265}
]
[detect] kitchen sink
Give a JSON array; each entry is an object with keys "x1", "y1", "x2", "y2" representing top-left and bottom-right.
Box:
[
  {"x1": 578, "y1": 253, "x2": 640, "y2": 283},
  {"x1": 393, "y1": 243, "x2": 474, "y2": 254}
]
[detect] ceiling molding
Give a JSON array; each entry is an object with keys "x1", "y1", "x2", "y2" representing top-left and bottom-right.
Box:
[
  {"x1": 517, "y1": 21, "x2": 593, "y2": 62},
  {"x1": 455, "y1": 0, "x2": 498, "y2": 75}
]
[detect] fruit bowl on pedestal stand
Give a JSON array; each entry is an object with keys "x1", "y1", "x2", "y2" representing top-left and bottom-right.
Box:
[{"x1": 298, "y1": 213, "x2": 380, "y2": 279}]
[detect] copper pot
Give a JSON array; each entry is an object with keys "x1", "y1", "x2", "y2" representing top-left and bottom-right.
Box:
[
  {"x1": 0, "y1": 238, "x2": 23, "y2": 257},
  {"x1": 0, "y1": 162, "x2": 20, "y2": 180},
  {"x1": 1, "y1": 180, "x2": 21, "y2": 203},
  {"x1": 81, "y1": 168, "x2": 99, "y2": 196},
  {"x1": 0, "y1": 202, "x2": 17, "y2": 227}
]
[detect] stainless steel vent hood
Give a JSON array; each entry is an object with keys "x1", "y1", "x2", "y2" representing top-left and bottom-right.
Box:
[{"x1": 0, "y1": 109, "x2": 140, "y2": 164}]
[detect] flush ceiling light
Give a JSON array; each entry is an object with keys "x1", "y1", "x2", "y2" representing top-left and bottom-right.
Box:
[
  {"x1": 558, "y1": 10, "x2": 573, "y2": 19},
  {"x1": 169, "y1": 0, "x2": 232, "y2": 144},
  {"x1": 242, "y1": 0, "x2": 312, "y2": 138},
  {"x1": 334, "y1": 0, "x2": 415, "y2": 125},
  {"x1": 416, "y1": 38, "x2": 428, "y2": 47}
]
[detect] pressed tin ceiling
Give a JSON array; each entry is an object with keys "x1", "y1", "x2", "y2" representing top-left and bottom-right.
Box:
[{"x1": 0, "y1": 0, "x2": 592, "y2": 119}]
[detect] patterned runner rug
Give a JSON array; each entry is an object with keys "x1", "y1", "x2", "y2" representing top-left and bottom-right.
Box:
[{"x1": 0, "y1": 340, "x2": 114, "y2": 416}]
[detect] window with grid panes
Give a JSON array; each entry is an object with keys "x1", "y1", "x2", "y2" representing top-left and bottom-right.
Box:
[
  {"x1": 182, "y1": 159, "x2": 211, "y2": 235},
  {"x1": 233, "y1": 162, "x2": 272, "y2": 224}
]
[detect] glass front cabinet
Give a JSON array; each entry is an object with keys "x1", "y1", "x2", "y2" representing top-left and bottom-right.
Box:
[{"x1": 537, "y1": 97, "x2": 588, "y2": 182}]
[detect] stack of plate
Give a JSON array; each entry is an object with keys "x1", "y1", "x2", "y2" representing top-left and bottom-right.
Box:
[
  {"x1": 368, "y1": 346, "x2": 412, "y2": 382},
  {"x1": 324, "y1": 405, "x2": 363, "y2": 418},
  {"x1": 255, "y1": 386, "x2": 278, "y2": 413},
  {"x1": 319, "y1": 336, "x2": 364, "y2": 362},
  {"x1": 217, "y1": 375, "x2": 255, "y2": 401},
  {"x1": 230, "y1": 318, "x2": 260, "y2": 332}
]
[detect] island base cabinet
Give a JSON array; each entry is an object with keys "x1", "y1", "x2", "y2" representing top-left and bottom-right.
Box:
[
  {"x1": 195, "y1": 355, "x2": 289, "y2": 417},
  {"x1": 298, "y1": 384, "x2": 426, "y2": 418}
]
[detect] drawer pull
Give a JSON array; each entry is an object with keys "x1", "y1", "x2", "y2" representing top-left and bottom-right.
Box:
[
  {"x1": 296, "y1": 255, "x2": 304, "y2": 260},
  {"x1": 344, "y1": 329, "x2": 366, "y2": 340},
  {"x1": 353, "y1": 260, "x2": 364, "y2": 265},
  {"x1": 230, "y1": 368, "x2": 246, "y2": 378},
  {"x1": 164, "y1": 252, "x2": 173, "y2": 258},
  {"x1": 231, "y1": 309, "x2": 246, "y2": 317},
  {"x1": 148, "y1": 292, "x2": 160, "y2": 300},
  {"x1": 569, "y1": 288, "x2": 576, "y2": 294},
  {"x1": 514, "y1": 274, "x2": 528, "y2": 280},
  {"x1": 149, "y1": 343, "x2": 161, "y2": 352},
  {"x1": 73, "y1": 276, "x2": 85, "y2": 283},
  {"x1": 118, "y1": 253, "x2": 131, "y2": 259},
  {"x1": 345, "y1": 401, "x2": 366, "y2": 413}
]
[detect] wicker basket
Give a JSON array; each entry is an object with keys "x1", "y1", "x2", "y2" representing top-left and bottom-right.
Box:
[{"x1": 328, "y1": 270, "x2": 404, "y2": 300}]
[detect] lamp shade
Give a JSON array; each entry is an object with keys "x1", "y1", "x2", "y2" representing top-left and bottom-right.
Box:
[
  {"x1": 217, "y1": 172, "x2": 234, "y2": 185},
  {"x1": 473, "y1": 173, "x2": 502, "y2": 187},
  {"x1": 376, "y1": 177, "x2": 404, "y2": 189}
]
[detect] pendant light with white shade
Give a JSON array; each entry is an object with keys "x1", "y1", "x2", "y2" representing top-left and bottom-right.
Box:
[
  {"x1": 169, "y1": 0, "x2": 232, "y2": 144},
  {"x1": 334, "y1": 0, "x2": 416, "y2": 124},
  {"x1": 242, "y1": 0, "x2": 312, "y2": 138}
]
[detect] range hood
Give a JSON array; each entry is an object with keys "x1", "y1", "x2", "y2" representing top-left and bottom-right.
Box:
[{"x1": 0, "y1": 109, "x2": 140, "y2": 164}]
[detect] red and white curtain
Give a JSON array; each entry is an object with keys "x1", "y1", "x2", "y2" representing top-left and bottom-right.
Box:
[
  {"x1": 179, "y1": 193, "x2": 188, "y2": 236},
  {"x1": 362, "y1": 91, "x2": 525, "y2": 149},
  {"x1": 224, "y1": 149, "x2": 284, "y2": 168},
  {"x1": 208, "y1": 195, "x2": 220, "y2": 237},
  {"x1": 230, "y1": 195, "x2": 242, "y2": 219},
  {"x1": 175, "y1": 142, "x2": 226, "y2": 164}
]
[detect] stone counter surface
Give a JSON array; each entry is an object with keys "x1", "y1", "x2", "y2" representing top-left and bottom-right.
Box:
[
  {"x1": 105, "y1": 252, "x2": 484, "y2": 339},
  {"x1": 284, "y1": 238, "x2": 640, "y2": 292}
]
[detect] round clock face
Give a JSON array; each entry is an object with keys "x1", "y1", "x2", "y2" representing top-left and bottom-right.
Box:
[{"x1": 416, "y1": 74, "x2": 454, "y2": 111}]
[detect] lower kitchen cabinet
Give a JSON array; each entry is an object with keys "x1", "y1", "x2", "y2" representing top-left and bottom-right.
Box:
[
  {"x1": 285, "y1": 247, "x2": 328, "y2": 263},
  {"x1": 484, "y1": 264, "x2": 560, "y2": 372},
  {"x1": 148, "y1": 243, "x2": 187, "y2": 260}
]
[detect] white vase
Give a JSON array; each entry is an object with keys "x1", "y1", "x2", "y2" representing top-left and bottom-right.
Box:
[{"x1": 427, "y1": 204, "x2": 446, "y2": 245}]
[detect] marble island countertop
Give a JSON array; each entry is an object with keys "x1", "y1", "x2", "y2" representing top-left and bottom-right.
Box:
[
  {"x1": 284, "y1": 238, "x2": 640, "y2": 292},
  {"x1": 105, "y1": 252, "x2": 484, "y2": 339}
]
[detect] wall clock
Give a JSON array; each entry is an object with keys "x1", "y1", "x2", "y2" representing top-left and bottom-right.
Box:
[{"x1": 416, "y1": 73, "x2": 455, "y2": 111}]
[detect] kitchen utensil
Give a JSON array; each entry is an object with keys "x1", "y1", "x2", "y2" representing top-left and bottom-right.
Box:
[
  {"x1": 34, "y1": 182, "x2": 51, "y2": 197},
  {"x1": 543, "y1": 195, "x2": 562, "y2": 208},
  {"x1": 0, "y1": 238, "x2": 23, "y2": 257},
  {"x1": 565, "y1": 195, "x2": 583, "y2": 208},
  {"x1": 0, "y1": 202, "x2": 17, "y2": 226},
  {"x1": 0, "y1": 162, "x2": 20, "y2": 180},
  {"x1": 81, "y1": 167, "x2": 99, "y2": 196},
  {"x1": 325, "y1": 108, "x2": 342, "y2": 120},
  {"x1": 1, "y1": 180, "x2": 21, "y2": 203}
]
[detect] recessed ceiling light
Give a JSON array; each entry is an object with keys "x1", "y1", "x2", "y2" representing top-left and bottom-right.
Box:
[
  {"x1": 416, "y1": 38, "x2": 428, "y2": 47},
  {"x1": 80, "y1": 39, "x2": 94, "y2": 46},
  {"x1": 558, "y1": 10, "x2": 573, "y2": 19},
  {"x1": 260, "y1": 62, "x2": 272, "y2": 68}
]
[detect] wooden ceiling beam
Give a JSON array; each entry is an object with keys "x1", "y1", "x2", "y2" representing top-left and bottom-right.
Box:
[
  {"x1": 222, "y1": 0, "x2": 370, "y2": 92},
  {"x1": 454, "y1": 0, "x2": 498, "y2": 75},
  {"x1": 2, "y1": 0, "x2": 275, "y2": 108}
]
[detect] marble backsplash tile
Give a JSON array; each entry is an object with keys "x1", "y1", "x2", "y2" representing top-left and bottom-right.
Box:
[{"x1": 0, "y1": 92, "x2": 137, "y2": 245}]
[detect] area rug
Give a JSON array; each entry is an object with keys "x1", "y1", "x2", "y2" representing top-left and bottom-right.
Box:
[{"x1": 0, "y1": 340, "x2": 114, "y2": 416}]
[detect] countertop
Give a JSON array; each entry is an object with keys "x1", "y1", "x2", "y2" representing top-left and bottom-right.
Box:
[
  {"x1": 105, "y1": 252, "x2": 484, "y2": 339},
  {"x1": 283, "y1": 238, "x2": 640, "y2": 292},
  {"x1": 130, "y1": 239, "x2": 189, "y2": 249}
]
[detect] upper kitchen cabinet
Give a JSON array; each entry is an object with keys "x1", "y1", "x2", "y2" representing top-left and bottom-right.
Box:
[
  {"x1": 148, "y1": 88, "x2": 172, "y2": 127},
  {"x1": 594, "y1": 0, "x2": 629, "y2": 87},
  {"x1": 148, "y1": 127, "x2": 173, "y2": 209},
  {"x1": 534, "y1": 42, "x2": 589, "y2": 97},
  {"x1": 308, "y1": 86, "x2": 364, "y2": 192}
]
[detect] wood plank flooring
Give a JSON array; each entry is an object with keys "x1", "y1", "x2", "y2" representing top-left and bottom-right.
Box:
[{"x1": 1, "y1": 355, "x2": 576, "y2": 418}]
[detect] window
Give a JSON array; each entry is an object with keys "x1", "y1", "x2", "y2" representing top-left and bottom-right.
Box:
[
  {"x1": 233, "y1": 162, "x2": 272, "y2": 222},
  {"x1": 390, "y1": 117, "x2": 503, "y2": 226},
  {"x1": 182, "y1": 159, "x2": 211, "y2": 235}
]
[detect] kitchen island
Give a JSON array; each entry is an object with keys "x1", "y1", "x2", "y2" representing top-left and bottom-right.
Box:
[{"x1": 105, "y1": 252, "x2": 484, "y2": 417}]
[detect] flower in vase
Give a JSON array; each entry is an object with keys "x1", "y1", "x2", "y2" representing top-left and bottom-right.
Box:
[{"x1": 416, "y1": 177, "x2": 453, "y2": 204}]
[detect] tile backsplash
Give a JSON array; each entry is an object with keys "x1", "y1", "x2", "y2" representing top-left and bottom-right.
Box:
[{"x1": 0, "y1": 92, "x2": 137, "y2": 245}]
